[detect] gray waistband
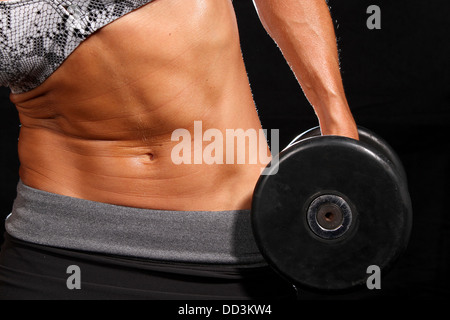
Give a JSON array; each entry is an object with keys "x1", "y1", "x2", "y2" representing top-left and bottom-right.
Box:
[{"x1": 5, "y1": 181, "x2": 265, "y2": 265}]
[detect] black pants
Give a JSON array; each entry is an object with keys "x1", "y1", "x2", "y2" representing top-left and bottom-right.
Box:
[{"x1": 0, "y1": 233, "x2": 297, "y2": 300}]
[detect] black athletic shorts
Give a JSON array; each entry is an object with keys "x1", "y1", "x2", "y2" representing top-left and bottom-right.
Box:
[{"x1": 0, "y1": 233, "x2": 297, "y2": 300}]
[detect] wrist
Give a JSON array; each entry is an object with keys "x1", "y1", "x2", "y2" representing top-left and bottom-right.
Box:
[{"x1": 315, "y1": 101, "x2": 359, "y2": 140}]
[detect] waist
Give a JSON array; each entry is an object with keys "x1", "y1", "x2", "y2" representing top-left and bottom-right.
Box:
[
  {"x1": 18, "y1": 122, "x2": 270, "y2": 211},
  {"x1": 5, "y1": 180, "x2": 266, "y2": 265}
]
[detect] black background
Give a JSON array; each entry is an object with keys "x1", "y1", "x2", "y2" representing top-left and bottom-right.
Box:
[{"x1": 1, "y1": 0, "x2": 449, "y2": 299}]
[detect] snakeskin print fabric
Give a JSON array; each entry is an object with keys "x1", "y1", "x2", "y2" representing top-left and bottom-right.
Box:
[{"x1": 0, "y1": 0, "x2": 153, "y2": 94}]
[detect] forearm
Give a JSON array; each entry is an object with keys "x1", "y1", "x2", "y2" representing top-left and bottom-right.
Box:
[{"x1": 253, "y1": 0, "x2": 358, "y2": 138}]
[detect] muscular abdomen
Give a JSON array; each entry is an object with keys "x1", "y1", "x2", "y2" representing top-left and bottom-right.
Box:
[{"x1": 11, "y1": 0, "x2": 268, "y2": 211}]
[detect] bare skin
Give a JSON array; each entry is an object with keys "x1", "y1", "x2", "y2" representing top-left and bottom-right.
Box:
[{"x1": 6, "y1": 0, "x2": 358, "y2": 211}]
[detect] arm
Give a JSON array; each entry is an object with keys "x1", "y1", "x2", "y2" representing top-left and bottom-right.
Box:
[{"x1": 253, "y1": 0, "x2": 359, "y2": 139}]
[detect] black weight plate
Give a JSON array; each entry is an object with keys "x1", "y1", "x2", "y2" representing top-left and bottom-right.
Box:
[
  {"x1": 252, "y1": 136, "x2": 412, "y2": 291},
  {"x1": 286, "y1": 126, "x2": 408, "y2": 184},
  {"x1": 286, "y1": 126, "x2": 322, "y2": 148}
]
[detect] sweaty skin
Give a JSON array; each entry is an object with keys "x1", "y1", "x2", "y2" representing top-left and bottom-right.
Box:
[{"x1": 7, "y1": 0, "x2": 357, "y2": 211}]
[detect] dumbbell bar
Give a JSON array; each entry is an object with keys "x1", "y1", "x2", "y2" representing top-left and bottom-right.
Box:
[{"x1": 251, "y1": 127, "x2": 412, "y2": 292}]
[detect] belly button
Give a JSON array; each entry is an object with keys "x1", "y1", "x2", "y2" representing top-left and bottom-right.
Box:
[{"x1": 138, "y1": 152, "x2": 156, "y2": 164}]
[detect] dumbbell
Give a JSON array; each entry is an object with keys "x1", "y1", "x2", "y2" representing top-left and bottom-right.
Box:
[
  {"x1": 251, "y1": 126, "x2": 412, "y2": 292},
  {"x1": 287, "y1": 126, "x2": 408, "y2": 184}
]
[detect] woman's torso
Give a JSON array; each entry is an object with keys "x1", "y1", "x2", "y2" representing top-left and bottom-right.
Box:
[{"x1": 9, "y1": 0, "x2": 269, "y2": 211}]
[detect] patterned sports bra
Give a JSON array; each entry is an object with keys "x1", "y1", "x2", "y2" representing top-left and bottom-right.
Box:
[{"x1": 0, "y1": 0, "x2": 153, "y2": 94}]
